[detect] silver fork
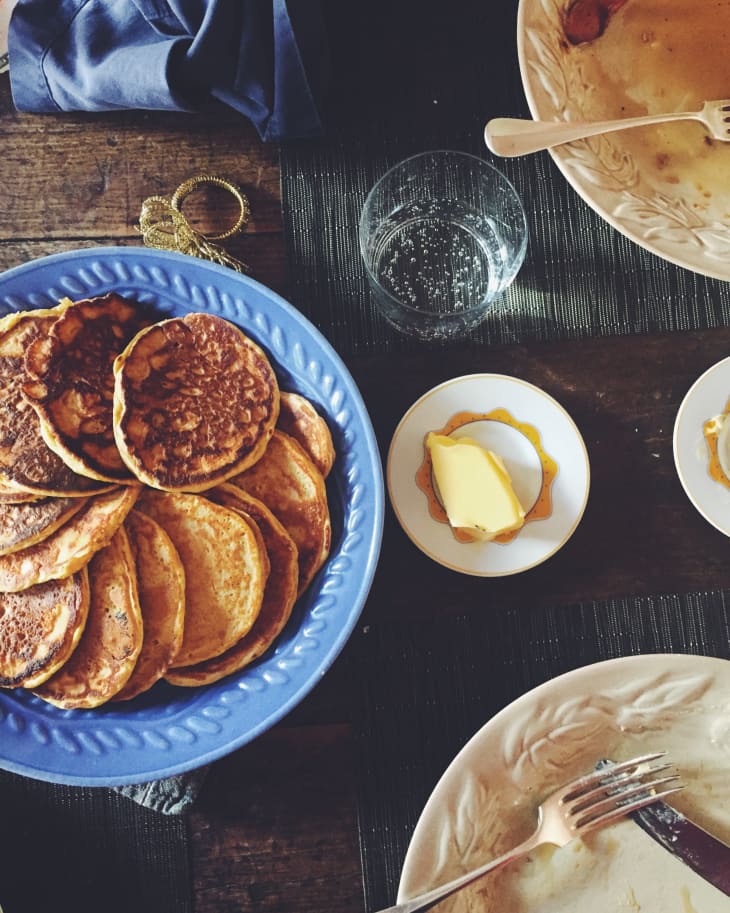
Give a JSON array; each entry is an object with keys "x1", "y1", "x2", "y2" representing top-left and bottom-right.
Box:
[
  {"x1": 484, "y1": 99, "x2": 730, "y2": 157},
  {"x1": 375, "y1": 751, "x2": 682, "y2": 913}
]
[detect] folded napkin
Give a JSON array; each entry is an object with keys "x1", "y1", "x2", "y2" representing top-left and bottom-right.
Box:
[
  {"x1": 8, "y1": 0, "x2": 327, "y2": 141},
  {"x1": 113, "y1": 764, "x2": 210, "y2": 815}
]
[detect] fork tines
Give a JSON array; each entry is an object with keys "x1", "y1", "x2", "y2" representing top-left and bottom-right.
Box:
[
  {"x1": 563, "y1": 752, "x2": 684, "y2": 830},
  {"x1": 560, "y1": 751, "x2": 665, "y2": 801}
]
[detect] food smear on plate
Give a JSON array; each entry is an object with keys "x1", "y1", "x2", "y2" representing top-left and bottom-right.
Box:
[
  {"x1": 564, "y1": 0, "x2": 629, "y2": 45},
  {"x1": 416, "y1": 408, "x2": 556, "y2": 544},
  {"x1": 426, "y1": 433, "x2": 525, "y2": 542},
  {"x1": 562, "y1": 0, "x2": 730, "y2": 202},
  {"x1": 467, "y1": 816, "x2": 729, "y2": 912},
  {"x1": 703, "y1": 398, "x2": 730, "y2": 489},
  {"x1": 0, "y1": 293, "x2": 335, "y2": 707}
]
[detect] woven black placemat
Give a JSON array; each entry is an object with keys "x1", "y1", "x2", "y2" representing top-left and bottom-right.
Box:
[
  {"x1": 353, "y1": 589, "x2": 730, "y2": 912},
  {"x1": 280, "y1": 0, "x2": 730, "y2": 357},
  {"x1": 0, "y1": 772, "x2": 191, "y2": 913}
]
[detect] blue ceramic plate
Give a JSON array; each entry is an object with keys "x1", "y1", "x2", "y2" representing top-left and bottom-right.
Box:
[{"x1": 0, "y1": 247, "x2": 384, "y2": 786}]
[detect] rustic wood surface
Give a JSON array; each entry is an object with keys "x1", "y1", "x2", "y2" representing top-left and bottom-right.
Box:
[{"x1": 3, "y1": 73, "x2": 730, "y2": 913}]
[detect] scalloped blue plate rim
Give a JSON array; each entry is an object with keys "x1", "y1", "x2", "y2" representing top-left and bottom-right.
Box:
[{"x1": 0, "y1": 246, "x2": 384, "y2": 786}]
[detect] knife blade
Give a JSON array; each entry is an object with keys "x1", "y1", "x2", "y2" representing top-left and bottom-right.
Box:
[{"x1": 632, "y1": 800, "x2": 730, "y2": 896}]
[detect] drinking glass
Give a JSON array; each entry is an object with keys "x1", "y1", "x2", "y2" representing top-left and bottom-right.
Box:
[{"x1": 359, "y1": 150, "x2": 527, "y2": 340}]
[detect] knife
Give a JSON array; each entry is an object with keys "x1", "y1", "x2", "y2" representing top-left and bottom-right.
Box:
[
  {"x1": 596, "y1": 757, "x2": 730, "y2": 896},
  {"x1": 632, "y1": 800, "x2": 730, "y2": 896}
]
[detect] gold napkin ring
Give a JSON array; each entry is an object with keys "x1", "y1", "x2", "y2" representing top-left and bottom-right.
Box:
[
  {"x1": 170, "y1": 175, "x2": 251, "y2": 241},
  {"x1": 137, "y1": 175, "x2": 251, "y2": 273}
]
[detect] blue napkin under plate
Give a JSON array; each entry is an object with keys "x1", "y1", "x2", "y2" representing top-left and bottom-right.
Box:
[{"x1": 113, "y1": 764, "x2": 210, "y2": 815}]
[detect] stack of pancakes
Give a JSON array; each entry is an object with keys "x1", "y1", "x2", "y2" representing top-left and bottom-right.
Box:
[{"x1": 0, "y1": 293, "x2": 335, "y2": 708}]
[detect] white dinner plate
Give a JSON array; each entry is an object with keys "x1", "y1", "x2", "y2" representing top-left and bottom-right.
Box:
[
  {"x1": 398, "y1": 653, "x2": 730, "y2": 912},
  {"x1": 673, "y1": 356, "x2": 730, "y2": 536},
  {"x1": 518, "y1": 0, "x2": 730, "y2": 281},
  {"x1": 386, "y1": 374, "x2": 589, "y2": 576}
]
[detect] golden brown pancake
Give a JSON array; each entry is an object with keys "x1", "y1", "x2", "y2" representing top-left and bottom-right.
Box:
[
  {"x1": 0, "y1": 570, "x2": 90, "y2": 688},
  {"x1": 0, "y1": 306, "x2": 111, "y2": 497},
  {"x1": 231, "y1": 430, "x2": 331, "y2": 595},
  {"x1": 112, "y1": 312, "x2": 280, "y2": 492},
  {"x1": 113, "y1": 509, "x2": 186, "y2": 701},
  {"x1": 277, "y1": 391, "x2": 335, "y2": 478},
  {"x1": 0, "y1": 480, "x2": 43, "y2": 503},
  {"x1": 22, "y1": 293, "x2": 147, "y2": 483},
  {"x1": 136, "y1": 489, "x2": 269, "y2": 667},
  {"x1": 0, "y1": 484, "x2": 139, "y2": 592},
  {"x1": 0, "y1": 496, "x2": 88, "y2": 556},
  {"x1": 166, "y1": 484, "x2": 298, "y2": 686},
  {"x1": 34, "y1": 526, "x2": 143, "y2": 708}
]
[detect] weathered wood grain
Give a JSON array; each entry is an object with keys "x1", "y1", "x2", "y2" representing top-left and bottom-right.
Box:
[
  {"x1": 0, "y1": 81, "x2": 282, "y2": 240},
  {"x1": 0, "y1": 74, "x2": 287, "y2": 295},
  {"x1": 189, "y1": 725, "x2": 362, "y2": 913}
]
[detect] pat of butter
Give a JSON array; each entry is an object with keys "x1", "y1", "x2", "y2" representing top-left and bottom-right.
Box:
[{"x1": 426, "y1": 433, "x2": 526, "y2": 540}]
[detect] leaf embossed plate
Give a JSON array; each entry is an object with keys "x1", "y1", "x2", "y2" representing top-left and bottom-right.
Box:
[
  {"x1": 0, "y1": 247, "x2": 384, "y2": 786},
  {"x1": 399, "y1": 654, "x2": 730, "y2": 912},
  {"x1": 518, "y1": 0, "x2": 730, "y2": 280}
]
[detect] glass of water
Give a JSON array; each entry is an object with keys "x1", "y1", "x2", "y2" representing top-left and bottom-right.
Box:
[{"x1": 359, "y1": 150, "x2": 527, "y2": 340}]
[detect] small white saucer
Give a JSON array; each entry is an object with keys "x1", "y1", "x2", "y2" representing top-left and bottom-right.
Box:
[
  {"x1": 674, "y1": 356, "x2": 730, "y2": 537},
  {"x1": 386, "y1": 374, "x2": 590, "y2": 576}
]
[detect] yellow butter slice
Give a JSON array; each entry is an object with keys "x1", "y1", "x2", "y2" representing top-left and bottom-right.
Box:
[{"x1": 426, "y1": 433, "x2": 525, "y2": 541}]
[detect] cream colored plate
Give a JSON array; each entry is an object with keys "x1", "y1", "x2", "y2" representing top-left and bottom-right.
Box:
[
  {"x1": 398, "y1": 653, "x2": 730, "y2": 912},
  {"x1": 673, "y1": 356, "x2": 730, "y2": 537},
  {"x1": 387, "y1": 374, "x2": 589, "y2": 576},
  {"x1": 518, "y1": 0, "x2": 730, "y2": 280}
]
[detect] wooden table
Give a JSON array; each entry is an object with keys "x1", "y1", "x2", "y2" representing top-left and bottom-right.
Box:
[{"x1": 2, "y1": 75, "x2": 730, "y2": 913}]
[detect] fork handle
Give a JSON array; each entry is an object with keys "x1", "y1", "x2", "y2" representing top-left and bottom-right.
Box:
[
  {"x1": 372, "y1": 833, "x2": 541, "y2": 913},
  {"x1": 484, "y1": 110, "x2": 700, "y2": 157}
]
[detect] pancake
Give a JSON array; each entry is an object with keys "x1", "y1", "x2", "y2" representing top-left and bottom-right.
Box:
[
  {"x1": 0, "y1": 306, "x2": 111, "y2": 497},
  {"x1": 22, "y1": 293, "x2": 148, "y2": 483},
  {"x1": 136, "y1": 489, "x2": 269, "y2": 667},
  {"x1": 166, "y1": 484, "x2": 298, "y2": 686},
  {"x1": 231, "y1": 430, "x2": 331, "y2": 595},
  {"x1": 0, "y1": 480, "x2": 43, "y2": 503},
  {"x1": 277, "y1": 391, "x2": 335, "y2": 478},
  {"x1": 0, "y1": 484, "x2": 140, "y2": 592},
  {"x1": 112, "y1": 312, "x2": 280, "y2": 492},
  {"x1": 34, "y1": 526, "x2": 143, "y2": 709},
  {"x1": 0, "y1": 570, "x2": 90, "y2": 688},
  {"x1": 113, "y1": 509, "x2": 186, "y2": 701},
  {"x1": 0, "y1": 495, "x2": 88, "y2": 556}
]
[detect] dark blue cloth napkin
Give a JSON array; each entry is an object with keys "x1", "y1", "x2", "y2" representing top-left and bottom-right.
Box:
[{"x1": 8, "y1": 0, "x2": 327, "y2": 141}]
